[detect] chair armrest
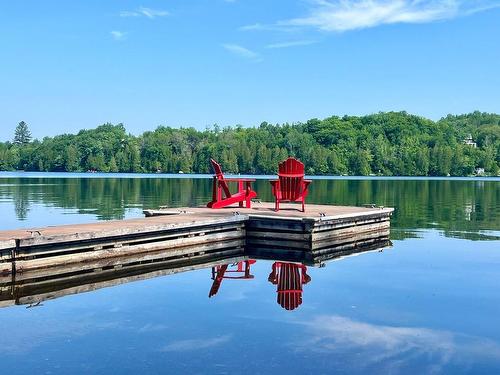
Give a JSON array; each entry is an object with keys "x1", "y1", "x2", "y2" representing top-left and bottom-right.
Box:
[
  {"x1": 269, "y1": 180, "x2": 279, "y2": 197},
  {"x1": 303, "y1": 180, "x2": 312, "y2": 193},
  {"x1": 279, "y1": 173, "x2": 305, "y2": 178},
  {"x1": 223, "y1": 178, "x2": 256, "y2": 182}
]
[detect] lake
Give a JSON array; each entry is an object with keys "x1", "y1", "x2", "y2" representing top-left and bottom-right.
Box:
[{"x1": 0, "y1": 172, "x2": 499, "y2": 374}]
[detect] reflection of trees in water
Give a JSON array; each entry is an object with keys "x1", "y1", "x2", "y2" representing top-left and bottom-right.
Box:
[
  {"x1": 298, "y1": 179, "x2": 500, "y2": 240},
  {"x1": 13, "y1": 184, "x2": 30, "y2": 220},
  {"x1": 0, "y1": 177, "x2": 213, "y2": 221},
  {"x1": 0, "y1": 177, "x2": 498, "y2": 239}
]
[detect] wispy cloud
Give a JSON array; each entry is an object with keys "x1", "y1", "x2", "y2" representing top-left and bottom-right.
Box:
[
  {"x1": 266, "y1": 40, "x2": 318, "y2": 49},
  {"x1": 294, "y1": 315, "x2": 500, "y2": 373},
  {"x1": 222, "y1": 44, "x2": 262, "y2": 61},
  {"x1": 120, "y1": 7, "x2": 169, "y2": 19},
  {"x1": 239, "y1": 23, "x2": 296, "y2": 32},
  {"x1": 161, "y1": 335, "x2": 231, "y2": 352},
  {"x1": 110, "y1": 31, "x2": 127, "y2": 41},
  {"x1": 138, "y1": 323, "x2": 168, "y2": 333},
  {"x1": 249, "y1": 1, "x2": 500, "y2": 33}
]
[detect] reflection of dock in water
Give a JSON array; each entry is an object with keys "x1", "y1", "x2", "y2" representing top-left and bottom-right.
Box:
[
  {"x1": 0, "y1": 239, "x2": 246, "y2": 308},
  {"x1": 0, "y1": 236, "x2": 391, "y2": 309}
]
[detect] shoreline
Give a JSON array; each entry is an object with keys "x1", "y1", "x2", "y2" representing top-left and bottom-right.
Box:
[{"x1": 0, "y1": 171, "x2": 499, "y2": 181}]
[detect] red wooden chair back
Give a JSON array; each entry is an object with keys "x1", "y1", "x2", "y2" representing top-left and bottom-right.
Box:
[
  {"x1": 276, "y1": 262, "x2": 303, "y2": 311},
  {"x1": 268, "y1": 262, "x2": 310, "y2": 311},
  {"x1": 210, "y1": 158, "x2": 231, "y2": 197},
  {"x1": 278, "y1": 158, "x2": 305, "y2": 202}
]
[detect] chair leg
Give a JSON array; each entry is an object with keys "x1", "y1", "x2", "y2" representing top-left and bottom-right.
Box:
[
  {"x1": 238, "y1": 181, "x2": 244, "y2": 208},
  {"x1": 302, "y1": 200, "x2": 305, "y2": 212}
]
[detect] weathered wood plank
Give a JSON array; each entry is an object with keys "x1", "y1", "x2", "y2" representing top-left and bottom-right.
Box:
[
  {"x1": 0, "y1": 262, "x2": 13, "y2": 276},
  {"x1": 312, "y1": 230, "x2": 390, "y2": 250},
  {"x1": 246, "y1": 247, "x2": 306, "y2": 261},
  {"x1": 246, "y1": 220, "x2": 308, "y2": 232},
  {"x1": 13, "y1": 255, "x2": 248, "y2": 306},
  {"x1": 16, "y1": 231, "x2": 245, "y2": 273},
  {"x1": 246, "y1": 230, "x2": 310, "y2": 241},
  {"x1": 313, "y1": 215, "x2": 391, "y2": 232},
  {"x1": 14, "y1": 240, "x2": 244, "y2": 280},
  {"x1": 312, "y1": 221, "x2": 390, "y2": 242},
  {"x1": 15, "y1": 215, "x2": 246, "y2": 248},
  {"x1": 0, "y1": 240, "x2": 16, "y2": 251},
  {"x1": 15, "y1": 222, "x2": 244, "y2": 257},
  {"x1": 307, "y1": 239, "x2": 392, "y2": 265},
  {"x1": 246, "y1": 237, "x2": 310, "y2": 250}
]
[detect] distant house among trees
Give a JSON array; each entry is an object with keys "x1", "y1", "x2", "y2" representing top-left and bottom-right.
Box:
[{"x1": 463, "y1": 134, "x2": 477, "y2": 148}]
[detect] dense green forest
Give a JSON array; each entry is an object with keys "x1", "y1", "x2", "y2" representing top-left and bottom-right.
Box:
[{"x1": 1, "y1": 111, "x2": 499, "y2": 176}]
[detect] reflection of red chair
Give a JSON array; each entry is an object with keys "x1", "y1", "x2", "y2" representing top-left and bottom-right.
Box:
[
  {"x1": 268, "y1": 262, "x2": 311, "y2": 311},
  {"x1": 270, "y1": 157, "x2": 312, "y2": 212},
  {"x1": 209, "y1": 260, "x2": 256, "y2": 298},
  {"x1": 207, "y1": 159, "x2": 257, "y2": 209}
]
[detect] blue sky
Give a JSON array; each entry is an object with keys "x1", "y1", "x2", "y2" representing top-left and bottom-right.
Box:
[{"x1": 1, "y1": 0, "x2": 500, "y2": 140}]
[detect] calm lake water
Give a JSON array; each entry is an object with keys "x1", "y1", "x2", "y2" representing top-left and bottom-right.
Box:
[{"x1": 0, "y1": 172, "x2": 499, "y2": 374}]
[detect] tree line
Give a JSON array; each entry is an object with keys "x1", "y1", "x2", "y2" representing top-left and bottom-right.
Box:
[{"x1": 0, "y1": 111, "x2": 499, "y2": 176}]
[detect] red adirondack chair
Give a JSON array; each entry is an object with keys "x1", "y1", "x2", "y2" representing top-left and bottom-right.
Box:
[
  {"x1": 270, "y1": 157, "x2": 311, "y2": 212},
  {"x1": 268, "y1": 262, "x2": 311, "y2": 311},
  {"x1": 209, "y1": 260, "x2": 256, "y2": 298},
  {"x1": 207, "y1": 159, "x2": 257, "y2": 209}
]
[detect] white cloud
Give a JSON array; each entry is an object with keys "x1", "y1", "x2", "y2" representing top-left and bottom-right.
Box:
[
  {"x1": 120, "y1": 7, "x2": 169, "y2": 19},
  {"x1": 138, "y1": 323, "x2": 168, "y2": 333},
  {"x1": 295, "y1": 315, "x2": 500, "y2": 372},
  {"x1": 266, "y1": 40, "x2": 318, "y2": 49},
  {"x1": 222, "y1": 44, "x2": 262, "y2": 61},
  {"x1": 110, "y1": 31, "x2": 127, "y2": 41},
  {"x1": 239, "y1": 23, "x2": 296, "y2": 32},
  {"x1": 161, "y1": 335, "x2": 231, "y2": 352},
  {"x1": 284, "y1": 0, "x2": 459, "y2": 31},
  {"x1": 248, "y1": 0, "x2": 500, "y2": 33}
]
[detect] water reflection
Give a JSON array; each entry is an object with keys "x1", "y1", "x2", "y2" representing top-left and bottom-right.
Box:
[
  {"x1": 0, "y1": 175, "x2": 498, "y2": 240},
  {"x1": 268, "y1": 262, "x2": 311, "y2": 311},
  {"x1": 1, "y1": 174, "x2": 499, "y2": 374},
  {"x1": 209, "y1": 260, "x2": 256, "y2": 298},
  {"x1": 0, "y1": 240, "x2": 390, "y2": 310},
  {"x1": 208, "y1": 260, "x2": 311, "y2": 311}
]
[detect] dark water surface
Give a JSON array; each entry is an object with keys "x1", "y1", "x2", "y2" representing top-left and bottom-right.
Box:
[{"x1": 0, "y1": 172, "x2": 499, "y2": 374}]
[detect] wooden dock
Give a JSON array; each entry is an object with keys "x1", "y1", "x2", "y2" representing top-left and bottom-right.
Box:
[{"x1": 0, "y1": 202, "x2": 393, "y2": 279}]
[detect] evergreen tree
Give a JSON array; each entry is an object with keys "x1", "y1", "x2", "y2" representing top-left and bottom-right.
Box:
[
  {"x1": 13, "y1": 121, "x2": 32, "y2": 145},
  {"x1": 108, "y1": 156, "x2": 119, "y2": 172}
]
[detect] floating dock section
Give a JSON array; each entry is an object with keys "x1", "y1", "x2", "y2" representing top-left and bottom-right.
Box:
[{"x1": 0, "y1": 202, "x2": 393, "y2": 279}]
